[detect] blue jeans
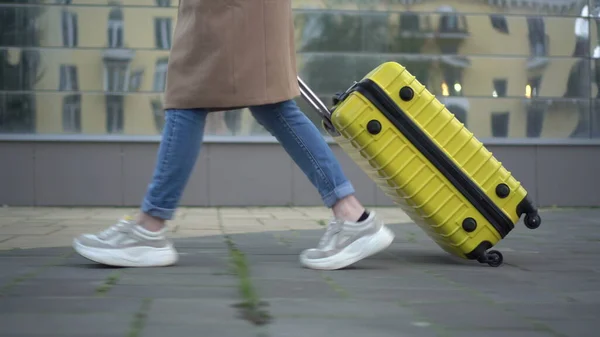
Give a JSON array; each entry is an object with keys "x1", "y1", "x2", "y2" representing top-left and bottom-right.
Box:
[{"x1": 142, "y1": 99, "x2": 355, "y2": 220}]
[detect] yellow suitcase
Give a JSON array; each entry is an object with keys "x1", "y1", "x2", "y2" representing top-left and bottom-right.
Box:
[{"x1": 298, "y1": 61, "x2": 541, "y2": 267}]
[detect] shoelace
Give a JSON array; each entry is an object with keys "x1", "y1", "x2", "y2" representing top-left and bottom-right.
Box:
[{"x1": 96, "y1": 219, "x2": 132, "y2": 240}]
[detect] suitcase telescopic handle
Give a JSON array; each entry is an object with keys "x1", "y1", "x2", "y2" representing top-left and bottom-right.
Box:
[
  {"x1": 297, "y1": 76, "x2": 332, "y2": 119},
  {"x1": 297, "y1": 77, "x2": 336, "y2": 132}
]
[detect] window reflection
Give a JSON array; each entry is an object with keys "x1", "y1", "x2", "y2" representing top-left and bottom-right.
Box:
[
  {"x1": 489, "y1": 14, "x2": 509, "y2": 34},
  {"x1": 0, "y1": 2, "x2": 597, "y2": 140},
  {"x1": 153, "y1": 58, "x2": 168, "y2": 92},
  {"x1": 106, "y1": 95, "x2": 124, "y2": 133},
  {"x1": 59, "y1": 65, "x2": 78, "y2": 92},
  {"x1": 491, "y1": 112, "x2": 510, "y2": 137},
  {"x1": 154, "y1": 17, "x2": 172, "y2": 50},
  {"x1": 59, "y1": 64, "x2": 80, "y2": 133},
  {"x1": 441, "y1": 66, "x2": 463, "y2": 97},
  {"x1": 437, "y1": 6, "x2": 467, "y2": 35},
  {"x1": 526, "y1": 17, "x2": 547, "y2": 58},
  {"x1": 151, "y1": 99, "x2": 164, "y2": 133},
  {"x1": 63, "y1": 94, "x2": 81, "y2": 133},
  {"x1": 62, "y1": 9, "x2": 78, "y2": 47},
  {"x1": 107, "y1": 7, "x2": 124, "y2": 49},
  {"x1": 0, "y1": 3, "x2": 41, "y2": 133},
  {"x1": 492, "y1": 79, "x2": 507, "y2": 98},
  {"x1": 129, "y1": 69, "x2": 144, "y2": 92},
  {"x1": 104, "y1": 61, "x2": 128, "y2": 92},
  {"x1": 491, "y1": 79, "x2": 508, "y2": 137},
  {"x1": 399, "y1": 12, "x2": 420, "y2": 33},
  {"x1": 525, "y1": 75, "x2": 544, "y2": 138}
]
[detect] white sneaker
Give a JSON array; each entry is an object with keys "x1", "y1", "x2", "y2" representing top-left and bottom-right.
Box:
[
  {"x1": 299, "y1": 211, "x2": 395, "y2": 270},
  {"x1": 73, "y1": 217, "x2": 178, "y2": 267}
]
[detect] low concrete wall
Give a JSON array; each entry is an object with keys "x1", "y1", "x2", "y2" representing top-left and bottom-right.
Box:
[{"x1": 1, "y1": 141, "x2": 599, "y2": 208}]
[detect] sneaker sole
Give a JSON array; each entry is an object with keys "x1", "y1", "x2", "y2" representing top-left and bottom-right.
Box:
[
  {"x1": 73, "y1": 239, "x2": 178, "y2": 268},
  {"x1": 299, "y1": 226, "x2": 395, "y2": 270}
]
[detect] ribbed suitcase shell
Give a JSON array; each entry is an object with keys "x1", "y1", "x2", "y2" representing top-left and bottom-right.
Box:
[{"x1": 328, "y1": 62, "x2": 534, "y2": 261}]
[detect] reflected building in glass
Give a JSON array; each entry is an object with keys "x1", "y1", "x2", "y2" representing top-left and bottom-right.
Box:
[
  {"x1": 0, "y1": 0, "x2": 599, "y2": 140},
  {"x1": 293, "y1": 0, "x2": 599, "y2": 139}
]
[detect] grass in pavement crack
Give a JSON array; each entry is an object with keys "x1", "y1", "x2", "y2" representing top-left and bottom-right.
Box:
[
  {"x1": 127, "y1": 298, "x2": 152, "y2": 337},
  {"x1": 0, "y1": 271, "x2": 39, "y2": 296},
  {"x1": 321, "y1": 273, "x2": 350, "y2": 298},
  {"x1": 217, "y1": 207, "x2": 271, "y2": 325},
  {"x1": 95, "y1": 271, "x2": 121, "y2": 296},
  {"x1": 223, "y1": 234, "x2": 271, "y2": 326}
]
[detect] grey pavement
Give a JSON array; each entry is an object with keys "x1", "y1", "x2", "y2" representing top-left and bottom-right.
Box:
[{"x1": 0, "y1": 207, "x2": 599, "y2": 337}]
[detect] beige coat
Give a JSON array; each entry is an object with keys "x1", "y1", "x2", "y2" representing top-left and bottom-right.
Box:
[{"x1": 163, "y1": 0, "x2": 300, "y2": 110}]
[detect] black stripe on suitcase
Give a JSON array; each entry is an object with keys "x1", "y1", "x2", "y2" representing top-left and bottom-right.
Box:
[{"x1": 353, "y1": 79, "x2": 515, "y2": 239}]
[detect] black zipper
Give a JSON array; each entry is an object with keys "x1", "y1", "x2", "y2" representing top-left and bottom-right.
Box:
[{"x1": 354, "y1": 79, "x2": 514, "y2": 237}]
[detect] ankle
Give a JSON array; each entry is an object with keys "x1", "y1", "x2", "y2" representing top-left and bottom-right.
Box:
[
  {"x1": 136, "y1": 213, "x2": 166, "y2": 232},
  {"x1": 332, "y1": 195, "x2": 366, "y2": 222}
]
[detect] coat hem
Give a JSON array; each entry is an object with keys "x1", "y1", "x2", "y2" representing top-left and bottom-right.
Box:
[{"x1": 162, "y1": 90, "x2": 301, "y2": 112}]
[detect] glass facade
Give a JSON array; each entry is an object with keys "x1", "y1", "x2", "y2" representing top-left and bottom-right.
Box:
[{"x1": 0, "y1": 0, "x2": 599, "y2": 140}]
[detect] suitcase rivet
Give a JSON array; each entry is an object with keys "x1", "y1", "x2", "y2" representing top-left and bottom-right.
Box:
[
  {"x1": 495, "y1": 183, "x2": 510, "y2": 198},
  {"x1": 367, "y1": 120, "x2": 382, "y2": 135},
  {"x1": 462, "y1": 218, "x2": 477, "y2": 232},
  {"x1": 399, "y1": 86, "x2": 414, "y2": 101}
]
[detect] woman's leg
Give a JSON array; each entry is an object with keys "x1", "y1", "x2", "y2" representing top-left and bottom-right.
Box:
[
  {"x1": 73, "y1": 109, "x2": 208, "y2": 267},
  {"x1": 249, "y1": 99, "x2": 395, "y2": 270},
  {"x1": 250, "y1": 99, "x2": 356, "y2": 211},
  {"x1": 140, "y1": 109, "x2": 208, "y2": 228}
]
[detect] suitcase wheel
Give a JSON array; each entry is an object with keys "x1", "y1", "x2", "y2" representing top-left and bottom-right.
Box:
[
  {"x1": 524, "y1": 213, "x2": 541, "y2": 229},
  {"x1": 478, "y1": 250, "x2": 503, "y2": 267}
]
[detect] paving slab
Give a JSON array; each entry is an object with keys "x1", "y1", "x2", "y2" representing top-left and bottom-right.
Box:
[
  {"x1": 0, "y1": 207, "x2": 598, "y2": 337},
  {"x1": 3, "y1": 279, "x2": 104, "y2": 297},
  {"x1": 407, "y1": 302, "x2": 535, "y2": 329},
  {"x1": 104, "y1": 284, "x2": 240, "y2": 300},
  {"x1": 145, "y1": 298, "x2": 250, "y2": 324},
  {"x1": 254, "y1": 278, "x2": 344, "y2": 299},
  {"x1": 322, "y1": 269, "x2": 462, "y2": 290},
  {"x1": 0, "y1": 246, "x2": 70, "y2": 257},
  {"x1": 537, "y1": 320, "x2": 597, "y2": 337},
  {"x1": 443, "y1": 330, "x2": 557, "y2": 337},
  {"x1": 0, "y1": 313, "x2": 134, "y2": 336},
  {"x1": 0, "y1": 297, "x2": 143, "y2": 314},
  {"x1": 117, "y1": 271, "x2": 238, "y2": 287},
  {"x1": 141, "y1": 323, "x2": 258, "y2": 337},
  {"x1": 265, "y1": 317, "x2": 441, "y2": 337}
]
